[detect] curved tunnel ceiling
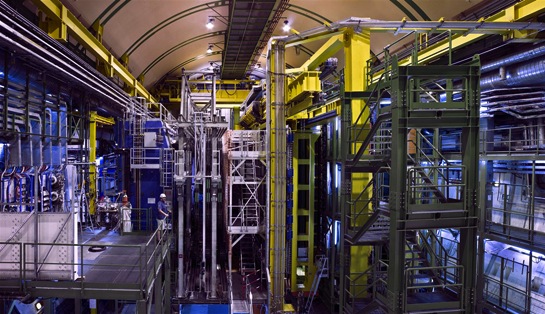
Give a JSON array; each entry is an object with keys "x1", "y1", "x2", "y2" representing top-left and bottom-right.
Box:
[{"x1": 33, "y1": 0, "x2": 498, "y2": 91}]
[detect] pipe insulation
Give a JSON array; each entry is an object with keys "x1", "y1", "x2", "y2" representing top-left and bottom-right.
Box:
[
  {"x1": 481, "y1": 59, "x2": 545, "y2": 90},
  {"x1": 482, "y1": 44, "x2": 545, "y2": 73}
]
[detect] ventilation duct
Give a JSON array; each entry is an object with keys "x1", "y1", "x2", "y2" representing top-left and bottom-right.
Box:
[
  {"x1": 481, "y1": 59, "x2": 545, "y2": 90},
  {"x1": 482, "y1": 44, "x2": 545, "y2": 73}
]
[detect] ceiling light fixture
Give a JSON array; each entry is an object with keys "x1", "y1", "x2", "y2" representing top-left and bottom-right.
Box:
[
  {"x1": 282, "y1": 20, "x2": 290, "y2": 32},
  {"x1": 207, "y1": 45, "x2": 213, "y2": 53},
  {"x1": 209, "y1": 62, "x2": 215, "y2": 70},
  {"x1": 206, "y1": 18, "x2": 214, "y2": 29},
  {"x1": 254, "y1": 63, "x2": 261, "y2": 69}
]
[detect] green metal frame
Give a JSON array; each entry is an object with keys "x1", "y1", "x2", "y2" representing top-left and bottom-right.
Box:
[{"x1": 340, "y1": 55, "x2": 481, "y2": 313}]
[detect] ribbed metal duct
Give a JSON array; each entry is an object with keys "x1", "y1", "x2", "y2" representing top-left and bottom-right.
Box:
[
  {"x1": 482, "y1": 44, "x2": 545, "y2": 72},
  {"x1": 481, "y1": 59, "x2": 545, "y2": 90}
]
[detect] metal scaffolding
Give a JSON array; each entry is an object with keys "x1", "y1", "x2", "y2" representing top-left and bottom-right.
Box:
[{"x1": 175, "y1": 69, "x2": 228, "y2": 302}]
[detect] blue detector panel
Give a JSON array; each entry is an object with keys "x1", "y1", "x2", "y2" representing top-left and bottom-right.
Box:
[{"x1": 180, "y1": 304, "x2": 229, "y2": 314}]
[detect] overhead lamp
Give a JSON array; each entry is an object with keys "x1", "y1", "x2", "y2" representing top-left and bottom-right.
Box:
[
  {"x1": 206, "y1": 18, "x2": 214, "y2": 29},
  {"x1": 209, "y1": 62, "x2": 214, "y2": 70},
  {"x1": 254, "y1": 63, "x2": 261, "y2": 69},
  {"x1": 35, "y1": 300, "x2": 43, "y2": 311},
  {"x1": 207, "y1": 45, "x2": 213, "y2": 53},
  {"x1": 282, "y1": 20, "x2": 290, "y2": 32}
]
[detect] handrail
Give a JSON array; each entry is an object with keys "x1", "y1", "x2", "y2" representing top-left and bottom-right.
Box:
[
  {"x1": 6, "y1": 230, "x2": 172, "y2": 299},
  {"x1": 350, "y1": 113, "x2": 393, "y2": 164},
  {"x1": 404, "y1": 265, "x2": 464, "y2": 310},
  {"x1": 350, "y1": 71, "x2": 386, "y2": 130},
  {"x1": 348, "y1": 167, "x2": 390, "y2": 223},
  {"x1": 344, "y1": 260, "x2": 388, "y2": 301},
  {"x1": 422, "y1": 230, "x2": 458, "y2": 267},
  {"x1": 416, "y1": 129, "x2": 452, "y2": 166}
]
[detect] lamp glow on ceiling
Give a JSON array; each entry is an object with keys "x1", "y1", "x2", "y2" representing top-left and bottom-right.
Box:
[
  {"x1": 206, "y1": 18, "x2": 214, "y2": 29},
  {"x1": 282, "y1": 20, "x2": 290, "y2": 32}
]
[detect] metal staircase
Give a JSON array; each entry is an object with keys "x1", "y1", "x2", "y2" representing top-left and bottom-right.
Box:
[
  {"x1": 240, "y1": 236, "x2": 256, "y2": 276},
  {"x1": 339, "y1": 56, "x2": 480, "y2": 313},
  {"x1": 302, "y1": 255, "x2": 328, "y2": 313}
]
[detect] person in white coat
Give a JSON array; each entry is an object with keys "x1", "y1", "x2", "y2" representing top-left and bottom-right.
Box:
[{"x1": 120, "y1": 194, "x2": 132, "y2": 233}]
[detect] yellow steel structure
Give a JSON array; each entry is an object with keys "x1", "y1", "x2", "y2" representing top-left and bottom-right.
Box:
[
  {"x1": 32, "y1": 0, "x2": 157, "y2": 104},
  {"x1": 160, "y1": 89, "x2": 250, "y2": 107},
  {"x1": 269, "y1": 27, "x2": 374, "y2": 312},
  {"x1": 286, "y1": 71, "x2": 321, "y2": 104},
  {"x1": 372, "y1": 0, "x2": 545, "y2": 80},
  {"x1": 287, "y1": 34, "x2": 345, "y2": 73},
  {"x1": 343, "y1": 28, "x2": 372, "y2": 299},
  {"x1": 268, "y1": 39, "x2": 286, "y2": 313},
  {"x1": 158, "y1": 79, "x2": 252, "y2": 109},
  {"x1": 233, "y1": 107, "x2": 241, "y2": 130},
  {"x1": 291, "y1": 132, "x2": 319, "y2": 294},
  {"x1": 88, "y1": 112, "x2": 114, "y2": 216},
  {"x1": 89, "y1": 112, "x2": 97, "y2": 215}
]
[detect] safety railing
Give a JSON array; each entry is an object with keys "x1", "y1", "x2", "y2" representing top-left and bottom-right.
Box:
[
  {"x1": 485, "y1": 182, "x2": 545, "y2": 245},
  {"x1": 414, "y1": 130, "x2": 452, "y2": 165},
  {"x1": 408, "y1": 82, "x2": 468, "y2": 110},
  {"x1": 417, "y1": 230, "x2": 459, "y2": 283},
  {"x1": 368, "y1": 30, "x2": 458, "y2": 84},
  {"x1": 0, "y1": 229, "x2": 170, "y2": 298},
  {"x1": 404, "y1": 265, "x2": 464, "y2": 309},
  {"x1": 481, "y1": 125, "x2": 545, "y2": 155},
  {"x1": 347, "y1": 81, "x2": 391, "y2": 161},
  {"x1": 120, "y1": 207, "x2": 153, "y2": 236},
  {"x1": 228, "y1": 130, "x2": 267, "y2": 157},
  {"x1": 482, "y1": 275, "x2": 545, "y2": 314},
  {"x1": 130, "y1": 147, "x2": 162, "y2": 169},
  {"x1": 406, "y1": 165, "x2": 465, "y2": 208},
  {"x1": 344, "y1": 259, "x2": 388, "y2": 306}
]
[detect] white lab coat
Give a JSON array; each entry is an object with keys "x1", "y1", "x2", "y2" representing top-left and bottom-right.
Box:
[{"x1": 121, "y1": 202, "x2": 132, "y2": 233}]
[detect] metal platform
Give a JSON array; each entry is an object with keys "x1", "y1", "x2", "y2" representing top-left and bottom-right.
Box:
[{"x1": 0, "y1": 228, "x2": 170, "y2": 301}]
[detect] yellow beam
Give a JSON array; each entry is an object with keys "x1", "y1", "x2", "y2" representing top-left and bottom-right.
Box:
[
  {"x1": 89, "y1": 112, "x2": 98, "y2": 215},
  {"x1": 94, "y1": 114, "x2": 115, "y2": 126},
  {"x1": 380, "y1": 0, "x2": 545, "y2": 74},
  {"x1": 289, "y1": 98, "x2": 341, "y2": 121},
  {"x1": 344, "y1": 28, "x2": 372, "y2": 299},
  {"x1": 32, "y1": 0, "x2": 156, "y2": 104},
  {"x1": 286, "y1": 71, "x2": 321, "y2": 104},
  {"x1": 160, "y1": 89, "x2": 249, "y2": 106},
  {"x1": 300, "y1": 34, "x2": 344, "y2": 72}
]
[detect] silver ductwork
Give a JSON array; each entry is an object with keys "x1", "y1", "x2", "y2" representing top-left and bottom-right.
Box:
[
  {"x1": 481, "y1": 44, "x2": 545, "y2": 73},
  {"x1": 481, "y1": 59, "x2": 545, "y2": 90}
]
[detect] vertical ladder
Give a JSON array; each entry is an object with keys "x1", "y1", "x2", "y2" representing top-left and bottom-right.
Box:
[
  {"x1": 131, "y1": 116, "x2": 144, "y2": 167},
  {"x1": 161, "y1": 148, "x2": 174, "y2": 187},
  {"x1": 304, "y1": 255, "x2": 328, "y2": 313}
]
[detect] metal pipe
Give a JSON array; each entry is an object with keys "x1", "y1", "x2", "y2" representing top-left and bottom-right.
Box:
[
  {"x1": 212, "y1": 70, "x2": 217, "y2": 116},
  {"x1": 482, "y1": 44, "x2": 545, "y2": 72},
  {"x1": 481, "y1": 59, "x2": 545, "y2": 90},
  {"x1": 201, "y1": 129, "x2": 207, "y2": 294},
  {"x1": 180, "y1": 70, "x2": 187, "y2": 120},
  {"x1": 0, "y1": 9, "x2": 128, "y2": 109},
  {"x1": 210, "y1": 140, "x2": 218, "y2": 298}
]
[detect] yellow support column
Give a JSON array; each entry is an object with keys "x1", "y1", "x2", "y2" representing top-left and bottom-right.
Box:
[
  {"x1": 268, "y1": 39, "x2": 287, "y2": 313},
  {"x1": 343, "y1": 29, "x2": 372, "y2": 297},
  {"x1": 233, "y1": 107, "x2": 241, "y2": 130},
  {"x1": 89, "y1": 111, "x2": 97, "y2": 215}
]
